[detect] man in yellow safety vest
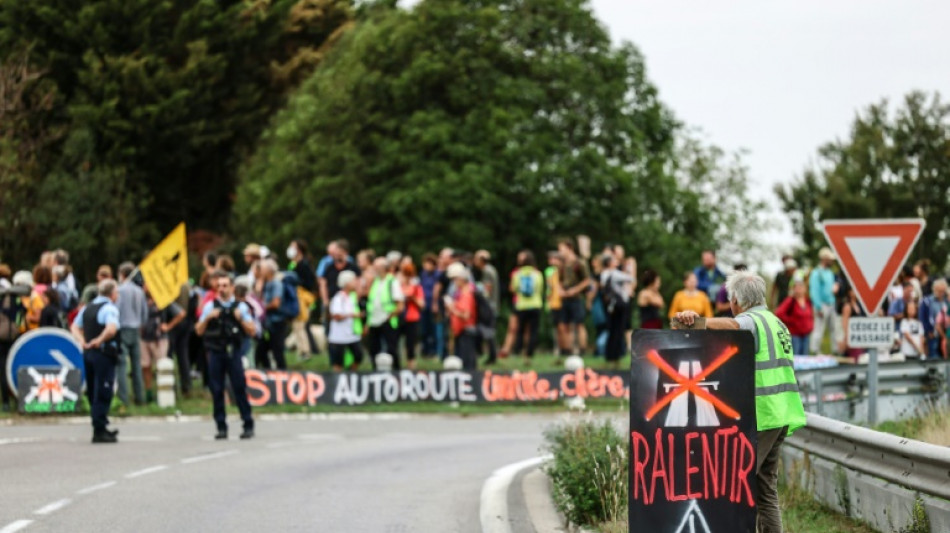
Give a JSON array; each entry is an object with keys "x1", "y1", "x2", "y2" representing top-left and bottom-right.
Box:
[{"x1": 674, "y1": 270, "x2": 806, "y2": 533}]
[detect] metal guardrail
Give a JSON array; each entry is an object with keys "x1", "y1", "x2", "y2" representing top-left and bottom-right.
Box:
[
  {"x1": 784, "y1": 363, "x2": 950, "y2": 530},
  {"x1": 795, "y1": 359, "x2": 949, "y2": 420},
  {"x1": 786, "y1": 412, "x2": 950, "y2": 500}
]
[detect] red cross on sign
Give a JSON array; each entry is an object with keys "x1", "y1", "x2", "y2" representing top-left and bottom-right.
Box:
[{"x1": 644, "y1": 346, "x2": 741, "y2": 422}]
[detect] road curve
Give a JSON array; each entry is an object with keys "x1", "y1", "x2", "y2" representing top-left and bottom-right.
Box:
[{"x1": 0, "y1": 414, "x2": 563, "y2": 533}]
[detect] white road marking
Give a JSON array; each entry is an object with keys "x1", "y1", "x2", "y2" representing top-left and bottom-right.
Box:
[
  {"x1": 119, "y1": 436, "x2": 162, "y2": 442},
  {"x1": 34, "y1": 498, "x2": 71, "y2": 515},
  {"x1": 0, "y1": 438, "x2": 40, "y2": 446},
  {"x1": 0, "y1": 520, "x2": 33, "y2": 533},
  {"x1": 181, "y1": 450, "x2": 238, "y2": 464},
  {"x1": 76, "y1": 481, "x2": 117, "y2": 495},
  {"x1": 297, "y1": 433, "x2": 345, "y2": 441},
  {"x1": 125, "y1": 465, "x2": 169, "y2": 479},
  {"x1": 479, "y1": 455, "x2": 553, "y2": 533}
]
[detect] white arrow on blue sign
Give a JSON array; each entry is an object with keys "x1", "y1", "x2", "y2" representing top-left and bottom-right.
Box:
[{"x1": 6, "y1": 327, "x2": 85, "y2": 393}]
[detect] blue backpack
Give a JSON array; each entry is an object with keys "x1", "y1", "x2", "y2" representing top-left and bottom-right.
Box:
[
  {"x1": 276, "y1": 272, "x2": 300, "y2": 319},
  {"x1": 518, "y1": 270, "x2": 536, "y2": 297}
]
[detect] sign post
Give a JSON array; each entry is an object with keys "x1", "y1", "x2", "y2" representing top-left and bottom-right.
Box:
[
  {"x1": 822, "y1": 219, "x2": 925, "y2": 425},
  {"x1": 629, "y1": 330, "x2": 757, "y2": 533}
]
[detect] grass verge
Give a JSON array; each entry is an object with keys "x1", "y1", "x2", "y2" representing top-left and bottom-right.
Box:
[{"x1": 875, "y1": 402, "x2": 950, "y2": 446}]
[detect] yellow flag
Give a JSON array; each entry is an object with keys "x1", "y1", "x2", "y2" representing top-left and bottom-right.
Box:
[{"x1": 139, "y1": 223, "x2": 188, "y2": 309}]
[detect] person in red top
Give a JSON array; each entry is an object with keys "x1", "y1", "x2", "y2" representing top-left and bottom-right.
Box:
[
  {"x1": 774, "y1": 278, "x2": 814, "y2": 355},
  {"x1": 398, "y1": 262, "x2": 425, "y2": 369},
  {"x1": 446, "y1": 262, "x2": 478, "y2": 370}
]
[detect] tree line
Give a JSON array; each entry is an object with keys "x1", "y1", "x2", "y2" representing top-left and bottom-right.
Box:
[{"x1": 1, "y1": 0, "x2": 945, "y2": 284}]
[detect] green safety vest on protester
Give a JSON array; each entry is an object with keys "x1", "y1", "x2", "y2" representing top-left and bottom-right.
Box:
[
  {"x1": 350, "y1": 292, "x2": 363, "y2": 336},
  {"x1": 740, "y1": 308, "x2": 807, "y2": 435},
  {"x1": 369, "y1": 274, "x2": 399, "y2": 329}
]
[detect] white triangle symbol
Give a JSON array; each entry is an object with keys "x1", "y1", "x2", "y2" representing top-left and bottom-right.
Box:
[
  {"x1": 844, "y1": 236, "x2": 900, "y2": 288},
  {"x1": 673, "y1": 500, "x2": 713, "y2": 533}
]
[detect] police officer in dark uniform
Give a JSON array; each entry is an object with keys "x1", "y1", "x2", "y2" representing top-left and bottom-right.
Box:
[
  {"x1": 70, "y1": 279, "x2": 121, "y2": 443},
  {"x1": 195, "y1": 270, "x2": 256, "y2": 440}
]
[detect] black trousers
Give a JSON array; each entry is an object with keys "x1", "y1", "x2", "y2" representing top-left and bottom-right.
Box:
[
  {"x1": 456, "y1": 330, "x2": 478, "y2": 370},
  {"x1": 479, "y1": 325, "x2": 498, "y2": 364},
  {"x1": 0, "y1": 341, "x2": 13, "y2": 407},
  {"x1": 255, "y1": 320, "x2": 288, "y2": 370},
  {"x1": 605, "y1": 303, "x2": 627, "y2": 362},
  {"x1": 207, "y1": 346, "x2": 253, "y2": 432},
  {"x1": 167, "y1": 323, "x2": 192, "y2": 393},
  {"x1": 398, "y1": 321, "x2": 419, "y2": 361},
  {"x1": 513, "y1": 309, "x2": 541, "y2": 357},
  {"x1": 368, "y1": 323, "x2": 400, "y2": 370},
  {"x1": 84, "y1": 349, "x2": 116, "y2": 431}
]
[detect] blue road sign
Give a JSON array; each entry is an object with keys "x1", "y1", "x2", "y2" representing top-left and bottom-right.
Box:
[{"x1": 6, "y1": 327, "x2": 84, "y2": 393}]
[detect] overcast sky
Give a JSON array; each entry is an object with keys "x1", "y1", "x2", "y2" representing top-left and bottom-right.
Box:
[
  {"x1": 399, "y1": 0, "x2": 948, "y2": 255},
  {"x1": 591, "y1": 0, "x2": 950, "y2": 245}
]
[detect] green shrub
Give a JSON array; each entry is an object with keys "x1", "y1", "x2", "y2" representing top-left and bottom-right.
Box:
[{"x1": 543, "y1": 419, "x2": 628, "y2": 527}]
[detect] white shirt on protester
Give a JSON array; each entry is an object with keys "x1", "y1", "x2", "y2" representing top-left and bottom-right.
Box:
[
  {"x1": 329, "y1": 291, "x2": 361, "y2": 345},
  {"x1": 900, "y1": 318, "x2": 925, "y2": 357}
]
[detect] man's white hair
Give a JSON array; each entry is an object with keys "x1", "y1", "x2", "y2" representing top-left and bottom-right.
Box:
[
  {"x1": 934, "y1": 278, "x2": 948, "y2": 291},
  {"x1": 261, "y1": 258, "x2": 279, "y2": 274},
  {"x1": 726, "y1": 271, "x2": 767, "y2": 310}
]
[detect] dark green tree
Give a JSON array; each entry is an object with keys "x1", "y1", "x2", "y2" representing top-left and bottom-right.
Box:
[
  {"x1": 776, "y1": 91, "x2": 950, "y2": 270},
  {"x1": 235, "y1": 0, "x2": 756, "y2": 282},
  {"x1": 0, "y1": 0, "x2": 352, "y2": 272}
]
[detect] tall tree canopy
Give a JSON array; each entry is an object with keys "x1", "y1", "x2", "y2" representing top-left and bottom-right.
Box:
[
  {"x1": 0, "y1": 0, "x2": 352, "y2": 273},
  {"x1": 235, "y1": 0, "x2": 764, "y2": 282},
  {"x1": 776, "y1": 91, "x2": 950, "y2": 270}
]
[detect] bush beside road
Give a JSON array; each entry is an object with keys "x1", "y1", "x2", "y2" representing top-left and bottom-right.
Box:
[{"x1": 542, "y1": 418, "x2": 877, "y2": 533}]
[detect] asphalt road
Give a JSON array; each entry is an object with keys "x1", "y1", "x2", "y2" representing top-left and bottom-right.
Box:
[{"x1": 0, "y1": 413, "x2": 563, "y2": 533}]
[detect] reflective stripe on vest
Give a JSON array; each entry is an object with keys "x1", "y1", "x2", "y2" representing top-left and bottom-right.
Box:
[
  {"x1": 743, "y1": 309, "x2": 807, "y2": 434},
  {"x1": 350, "y1": 292, "x2": 363, "y2": 336},
  {"x1": 370, "y1": 275, "x2": 398, "y2": 329}
]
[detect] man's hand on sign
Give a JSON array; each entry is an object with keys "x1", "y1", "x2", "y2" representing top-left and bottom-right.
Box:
[{"x1": 672, "y1": 310, "x2": 699, "y2": 328}]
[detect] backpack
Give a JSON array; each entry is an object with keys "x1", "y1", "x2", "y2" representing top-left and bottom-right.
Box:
[
  {"x1": 601, "y1": 272, "x2": 623, "y2": 314},
  {"x1": 0, "y1": 287, "x2": 26, "y2": 342},
  {"x1": 518, "y1": 270, "x2": 536, "y2": 297},
  {"x1": 474, "y1": 287, "x2": 495, "y2": 328},
  {"x1": 276, "y1": 272, "x2": 300, "y2": 319}
]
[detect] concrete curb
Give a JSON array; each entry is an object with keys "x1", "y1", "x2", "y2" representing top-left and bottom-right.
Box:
[
  {"x1": 521, "y1": 467, "x2": 567, "y2": 532},
  {"x1": 480, "y1": 455, "x2": 553, "y2": 533}
]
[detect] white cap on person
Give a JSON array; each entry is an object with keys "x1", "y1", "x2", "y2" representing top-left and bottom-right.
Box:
[
  {"x1": 386, "y1": 250, "x2": 402, "y2": 265},
  {"x1": 337, "y1": 270, "x2": 357, "y2": 290},
  {"x1": 446, "y1": 262, "x2": 468, "y2": 280},
  {"x1": 12, "y1": 270, "x2": 33, "y2": 287}
]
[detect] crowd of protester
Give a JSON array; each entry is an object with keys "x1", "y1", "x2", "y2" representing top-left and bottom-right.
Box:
[
  {"x1": 768, "y1": 251, "x2": 949, "y2": 361},
  {"x1": 1, "y1": 239, "x2": 948, "y2": 411}
]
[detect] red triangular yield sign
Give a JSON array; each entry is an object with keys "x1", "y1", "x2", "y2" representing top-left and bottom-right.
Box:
[{"x1": 821, "y1": 219, "x2": 926, "y2": 314}]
